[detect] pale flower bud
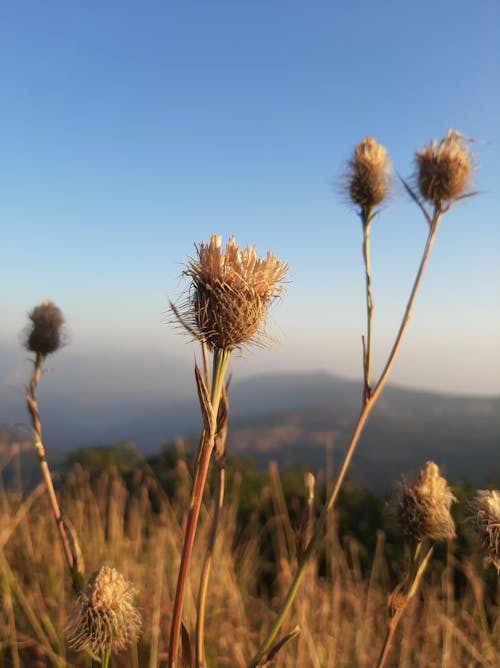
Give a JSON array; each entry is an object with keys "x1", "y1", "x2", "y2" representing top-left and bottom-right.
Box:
[
  {"x1": 65, "y1": 566, "x2": 141, "y2": 658},
  {"x1": 397, "y1": 461, "x2": 456, "y2": 541}
]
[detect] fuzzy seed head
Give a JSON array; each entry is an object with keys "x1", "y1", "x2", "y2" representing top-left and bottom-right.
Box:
[
  {"x1": 397, "y1": 461, "x2": 456, "y2": 541},
  {"x1": 415, "y1": 129, "x2": 472, "y2": 207},
  {"x1": 346, "y1": 136, "x2": 391, "y2": 211},
  {"x1": 174, "y1": 235, "x2": 287, "y2": 351},
  {"x1": 65, "y1": 566, "x2": 141, "y2": 658},
  {"x1": 24, "y1": 300, "x2": 64, "y2": 356},
  {"x1": 468, "y1": 490, "x2": 500, "y2": 571}
]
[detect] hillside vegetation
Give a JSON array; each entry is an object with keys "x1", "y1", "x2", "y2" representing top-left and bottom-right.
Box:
[{"x1": 1, "y1": 444, "x2": 498, "y2": 667}]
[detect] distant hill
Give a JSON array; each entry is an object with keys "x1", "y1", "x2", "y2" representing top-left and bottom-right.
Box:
[
  {"x1": 225, "y1": 373, "x2": 500, "y2": 488},
  {"x1": 1, "y1": 370, "x2": 498, "y2": 489}
]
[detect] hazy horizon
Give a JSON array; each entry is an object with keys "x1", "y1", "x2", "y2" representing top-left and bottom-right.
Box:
[
  {"x1": 1, "y1": 336, "x2": 499, "y2": 411},
  {"x1": 2, "y1": 342, "x2": 498, "y2": 490},
  {"x1": 2, "y1": 338, "x2": 499, "y2": 451}
]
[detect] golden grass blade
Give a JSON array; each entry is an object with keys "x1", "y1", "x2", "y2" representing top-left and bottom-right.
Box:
[{"x1": 0, "y1": 483, "x2": 45, "y2": 552}]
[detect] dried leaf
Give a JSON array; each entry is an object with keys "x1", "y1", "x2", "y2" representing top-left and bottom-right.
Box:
[
  {"x1": 407, "y1": 545, "x2": 434, "y2": 600},
  {"x1": 261, "y1": 625, "x2": 301, "y2": 665},
  {"x1": 180, "y1": 622, "x2": 192, "y2": 668},
  {"x1": 399, "y1": 176, "x2": 432, "y2": 225},
  {"x1": 65, "y1": 517, "x2": 85, "y2": 589},
  {"x1": 214, "y1": 384, "x2": 229, "y2": 459},
  {"x1": 195, "y1": 361, "x2": 214, "y2": 435}
]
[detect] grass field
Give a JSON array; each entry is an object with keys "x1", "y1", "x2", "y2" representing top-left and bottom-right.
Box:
[{"x1": 1, "y1": 449, "x2": 498, "y2": 667}]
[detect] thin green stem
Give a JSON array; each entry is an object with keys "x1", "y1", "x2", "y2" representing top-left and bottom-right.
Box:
[
  {"x1": 100, "y1": 648, "x2": 111, "y2": 668},
  {"x1": 168, "y1": 347, "x2": 231, "y2": 668},
  {"x1": 247, "y1": 214, "x2": 441, "y2": 667}
]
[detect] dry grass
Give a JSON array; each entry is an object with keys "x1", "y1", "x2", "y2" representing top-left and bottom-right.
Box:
[{"x1": 0, "y1": 453, "x2": 498, "y2": 668}]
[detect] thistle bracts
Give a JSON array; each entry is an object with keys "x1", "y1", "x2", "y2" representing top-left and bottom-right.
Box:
[{"x1": 174, "y1": 234, "x2": 287, "y2": 351}]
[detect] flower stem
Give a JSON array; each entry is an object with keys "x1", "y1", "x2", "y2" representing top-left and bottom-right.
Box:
[
  {"x1": 25, "y1": 353, "x2": 82, "y2": 590},
  {"x1": 375, "y1": 606, "x2": 405, "y2": 668},
  {"x1": 195, "y1": 460, "x2": 225, "y2": 667},
  {"x1": 101, "y1": 648, "x2": 111, "y2": 668},
  {"x1": 375, "y1": 541, "x2": 433, "y2": 668},
  {"x1": 361, "y1": 209, "x2": 374, "y2": 403},
  {"x1": 168, "y1": 347, "x2": 231, "y2": 668},
  {"x1": 247, "y1": 214, "x2": 441, "y2": 667}
]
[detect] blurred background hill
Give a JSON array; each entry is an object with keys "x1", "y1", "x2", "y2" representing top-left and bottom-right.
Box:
[{"x1": 2, "y1": 361, "x2": 498, "y2": 490}]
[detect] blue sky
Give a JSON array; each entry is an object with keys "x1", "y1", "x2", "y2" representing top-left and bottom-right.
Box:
[{"x1": 1, "y1": 1, "x2": 499, "y2": 397}]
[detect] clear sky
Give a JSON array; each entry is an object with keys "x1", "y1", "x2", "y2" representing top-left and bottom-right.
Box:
[{"x1": 1, "y1": 1, "x2": 499, "y2": 397}]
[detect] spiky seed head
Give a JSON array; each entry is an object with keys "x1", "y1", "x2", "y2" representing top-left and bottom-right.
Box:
[
  {"x1": 65, "y1": 566, "x2": 141, "y2": 658},
  {"x1": 397, "y1": 461, "x2": 456, "y2": 541},
  {"x1": 173, "y1": 235, "x2": 287, "y2": 351},
  {"x1": 415, "y1": 129, "x2": 472, "y2": 207},
  {"x1": 468, "y1": 490, "x2": 500, "y2": 571},
  {"x1": 24, "y1": 300, "x2": 64, "y2": 356},
  {"x1": 345, "y1": 136, "x2": 391, "y2": 212}
]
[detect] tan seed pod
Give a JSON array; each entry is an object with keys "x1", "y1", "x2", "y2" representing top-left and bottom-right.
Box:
[
  {"x1": 65, "y1": 566, "x2": 141, "y2": 658},
  {"x1": 24, "y1": 300, "x2": 64, "y2": 356},
  {"x1": 468, "y1": 490, "x2": 500, "y2": 571},
  {"x1": 345, "y1": 136, "x2": 391, "y2": 212},
  {"x1": 415, "y1": 129, "x2": 472, "y2": 207},
  {"x1": 173, "y1": 235, "x2": 287, "y2": 351},
  {"x1": 396, "y1": 461, "x2": 456, "y2": 541}
]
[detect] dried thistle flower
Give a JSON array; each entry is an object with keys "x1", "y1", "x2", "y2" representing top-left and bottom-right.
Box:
[
  {"x1": 345, "y1": 136, "x2": 391, "y2": 212},
  {"x1": 173, "y1": 234, "x2": 287, "y2": 351},
  {"x1": 468, "y1": 490, "x2": 500, "y2": 571},
  {"x1": 24, "y1": 300, "x2": 64, "y2": 356},
  {"x1": 397, "y1": 461, "x2": 456, "y2": 541},
  {"x1": 65, "y1": 566, "x2": 141, "y2": 658},
  {"x1": 415, "y1": 129, "x2": 472, "y2": 207}
]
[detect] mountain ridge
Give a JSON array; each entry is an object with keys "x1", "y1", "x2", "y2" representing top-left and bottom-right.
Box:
[{"x1": 2, "y1": 370, "x2": 498, "y2": 489}]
